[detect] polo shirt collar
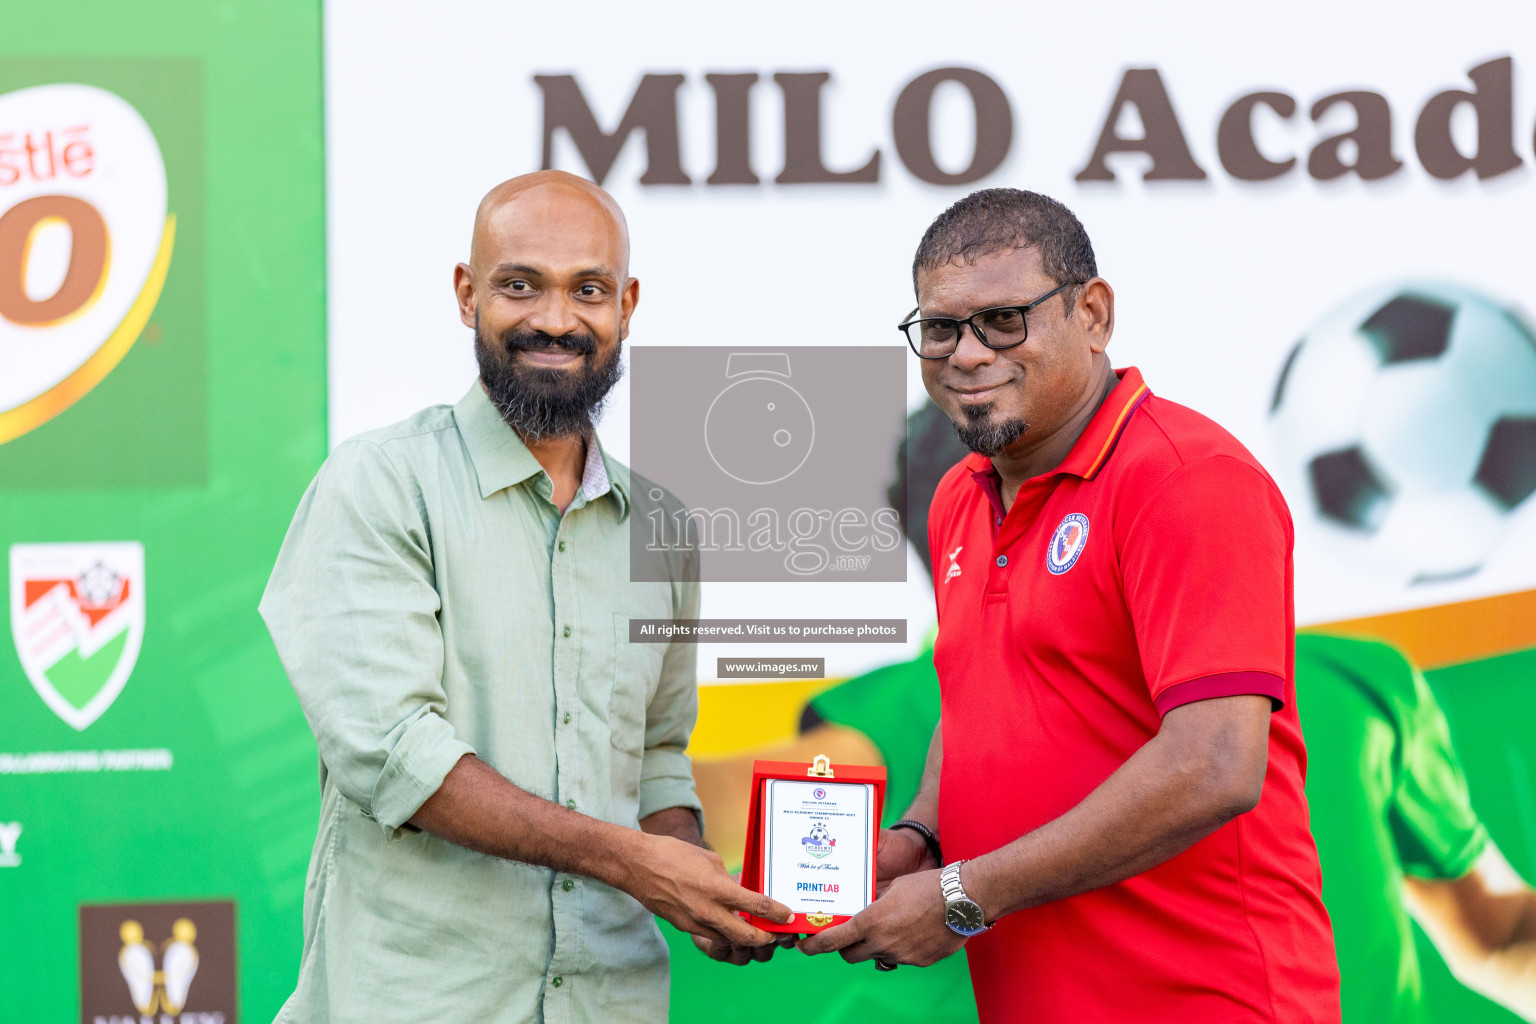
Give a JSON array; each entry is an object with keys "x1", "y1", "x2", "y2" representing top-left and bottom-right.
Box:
[
  {"x1": 964, "y1": 365, "x2": 1151, "y2": 492},
  {"x1": 453, "y1": 382, "x2": 630, "y2": 517},
  {"x1": 1055, "y1": 365, "x2": 1151, "y2": 480}
]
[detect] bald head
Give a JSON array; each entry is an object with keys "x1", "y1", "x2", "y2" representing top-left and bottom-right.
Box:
[
  {"x1": 453, "y1": 172, "x2": 641, "y2": 441},
  {"x1": 455, "y1": 168, "x2": 640, "y2": 351},
  {"x1": 468, "y1": 170, "x2": 630, "y2": 277}
]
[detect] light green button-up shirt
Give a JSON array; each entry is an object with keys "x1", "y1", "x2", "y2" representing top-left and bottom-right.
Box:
[{"x1": 259, "y1": 383, "x2": 701, "y2": 1024}]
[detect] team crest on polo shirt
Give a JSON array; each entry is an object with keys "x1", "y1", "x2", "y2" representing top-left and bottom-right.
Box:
[{"x1": 1046, "y1": 514, "x2": 1090, "y2": 575}]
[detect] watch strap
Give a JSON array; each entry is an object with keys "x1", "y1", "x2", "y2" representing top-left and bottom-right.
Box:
[
  {"x1": 940, "y1": 860, "x2": 990, "y2": 934},
  {"x1": 940, "y1": 860, "x2": 968, "y2": 900},
  {"x1": 889, "y1": 819, "x2": 943, "y2": 867}
]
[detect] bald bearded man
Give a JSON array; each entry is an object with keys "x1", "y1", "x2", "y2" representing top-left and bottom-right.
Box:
[{"x1": 260, "y1": 172, "x2": 791, "y2": 1024}]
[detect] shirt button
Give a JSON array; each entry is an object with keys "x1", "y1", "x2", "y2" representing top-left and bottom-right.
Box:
[
  {"x1": 558, "y1": 540, "x2": 566, "y2": 552},
  {"x1": 996, "y1": 555, "x2": 1008, "y2": 567},
  {"x1": 566, "y1": 798, "x2": 577, "y2": 810},
  {"x1": 563, "y1": 712, "x2": 572, "y2": 725},
  {"x1": 563, "y1": 625, "x2": 571, "y2": 638},
  {"x1": 562, "y1": 878, "x2": 575, "y2": 892},
  {"x1": 552, "y1": 976, "x2": 564, "y2": 988}
]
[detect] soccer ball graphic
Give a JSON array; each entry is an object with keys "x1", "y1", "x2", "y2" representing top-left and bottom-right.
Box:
[
  {"x1": 1269, "y1": 280, "x2": 1536, "y2": 584},
  {"x1": 806, "y1": 824, "x2": 832, "y2": 846}
]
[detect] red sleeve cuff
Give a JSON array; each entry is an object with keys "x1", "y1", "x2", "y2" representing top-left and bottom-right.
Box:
[{"x1": 1153, "y1": 671, "x2": 1286, "y2": 716}]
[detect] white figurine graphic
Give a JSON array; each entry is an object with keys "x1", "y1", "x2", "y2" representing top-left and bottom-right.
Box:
[
  {"x1": 116, "y1": 916, "x2": 200, "y2": 1015},
  {"x1": 117, "y1": 920, "x2": 159, "y2": 1014},
  {"x1": 160, "y1": 917, "x2": 200, "y2": 1014}
]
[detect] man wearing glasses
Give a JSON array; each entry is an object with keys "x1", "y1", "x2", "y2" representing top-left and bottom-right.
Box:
[{"x1": 801, "y1": 189, "x2": 1341, "y2": 1022}]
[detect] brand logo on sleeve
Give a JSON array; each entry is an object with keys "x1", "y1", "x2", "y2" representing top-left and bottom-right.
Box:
[
  {"x1": 944, "y1": 545, "x2": 964, "y2": 583},
  {"x1": 1046, "y1": 514, "x2": 1090, "y2": 575}
]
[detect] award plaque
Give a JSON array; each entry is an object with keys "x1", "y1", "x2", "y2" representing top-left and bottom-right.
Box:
[{"x1": 740, "y1": 755, "x2": 886, "y2": 934}]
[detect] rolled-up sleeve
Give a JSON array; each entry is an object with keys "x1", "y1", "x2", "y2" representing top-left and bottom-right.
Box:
[
  {"x1": 259, "y1": 440, "x2": 474, "y2": 837},
  {"x1": 637, "y1": 553, "x2": 703, "y2": 822}
]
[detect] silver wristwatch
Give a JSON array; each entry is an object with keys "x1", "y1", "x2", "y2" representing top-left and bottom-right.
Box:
[{"x1": 940, "y1": 860, "x2": 989, "y2": 937}]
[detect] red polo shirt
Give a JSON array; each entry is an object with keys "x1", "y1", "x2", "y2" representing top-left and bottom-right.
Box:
[{"x1": 929, "y1": 367, "x2": 1339, "y2": 1024}]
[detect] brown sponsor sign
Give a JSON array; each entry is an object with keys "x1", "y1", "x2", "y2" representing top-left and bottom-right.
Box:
[
  {"x1": 79, "y1": 899, "x2": 237, "y2": 1024},
  {"x1": 536, "y1": 67, "x2": 1014, "y2": 187},
  {"x1": 539, "y1": 57, "x2": 1531, "y2": 188}
]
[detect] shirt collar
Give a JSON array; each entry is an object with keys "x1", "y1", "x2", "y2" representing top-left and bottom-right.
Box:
[
  {"x1": 963, "y1": 365, "x2": 1152, "y2": 491},
  {"x1": 580, "y1": 433, "x2": 632, "y2": 518},
  {"x1": 1056, "y1": 365, "x2": 1151, "y2": 479},
  {"x1": 453, "y1": 382, "x2": 630, "y2": 517}
]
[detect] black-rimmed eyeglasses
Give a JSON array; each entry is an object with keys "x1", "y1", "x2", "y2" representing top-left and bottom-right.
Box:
[{"x1": 897, "y1": 282, "x2": 1077, "y2": 360}]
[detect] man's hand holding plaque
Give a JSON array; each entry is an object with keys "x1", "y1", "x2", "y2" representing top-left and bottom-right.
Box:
[
  {"x1": 623, "y1": 832, "x2": 794, "y2": 947},
  {"x1": 739, "y1": 755, "x2": 888, "y2": 936},
  {"x1": 796, "y1": 865, "x2": 966, "y2": 969},
  {"x1": 875, "y1": 821, "x2": 940, "y2": 896}
]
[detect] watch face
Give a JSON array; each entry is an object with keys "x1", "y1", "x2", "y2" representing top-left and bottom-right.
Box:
[{"x1": 945, "y1": 899, "x2": 986, "y2": 935}]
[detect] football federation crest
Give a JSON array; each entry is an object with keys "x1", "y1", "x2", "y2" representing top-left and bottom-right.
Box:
[
  {"x1": 10, "y1": 541, "x2": 144, "y2": 730},
  {"x1": 802, "y1": 821, "x2": 836, "y2": 859},
  {"x1": 1046, "y1": 514, "x2": 1090, "y2": 575}
]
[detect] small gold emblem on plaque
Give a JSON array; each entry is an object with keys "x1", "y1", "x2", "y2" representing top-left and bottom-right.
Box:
[
  {"x1": 804, "y1": 912, "x2": 835, "y2": 927},
  {"x1": 807, "y1": 755, "x2": 834, "y2": 778}
]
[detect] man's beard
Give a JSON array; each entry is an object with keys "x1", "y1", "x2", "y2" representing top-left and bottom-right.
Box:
[
  {"x1": 954, "y1": 404, "x2": 1027, "y2": 457},
  {"x1": 474, "y1": 316, "x2": 624, "y2": 443}
]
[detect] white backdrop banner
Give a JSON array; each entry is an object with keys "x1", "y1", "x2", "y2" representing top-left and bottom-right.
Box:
[{"x1": 325, "y1": 0, "x2": 1536, "y2": 680}]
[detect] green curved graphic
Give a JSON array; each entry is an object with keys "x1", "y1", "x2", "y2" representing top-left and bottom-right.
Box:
[{"x1": 43, "y1": 627, "x2": 128, "y2": 710}]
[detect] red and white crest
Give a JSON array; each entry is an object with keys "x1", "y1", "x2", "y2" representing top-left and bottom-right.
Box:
[
  {"x1": 1046, "y1": 514, "x2": 1090, "y2": 575},
  {"x1": 9, "y1": 542, "x2": 145, "y2": 730}
]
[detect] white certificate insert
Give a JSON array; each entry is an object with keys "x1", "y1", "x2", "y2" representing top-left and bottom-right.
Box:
[{"x1": 761, "y1": 778, "x2": 874, "y2": 917}]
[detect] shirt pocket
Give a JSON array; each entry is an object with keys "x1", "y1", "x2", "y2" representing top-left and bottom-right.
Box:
[{"x1": 609, "y1": 610, "x2": 664, "y2": 756}]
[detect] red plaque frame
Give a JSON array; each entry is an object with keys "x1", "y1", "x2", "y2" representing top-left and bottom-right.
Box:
[{"x1": 740, "y1": 756, "x2": 887, "y2": 934}]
